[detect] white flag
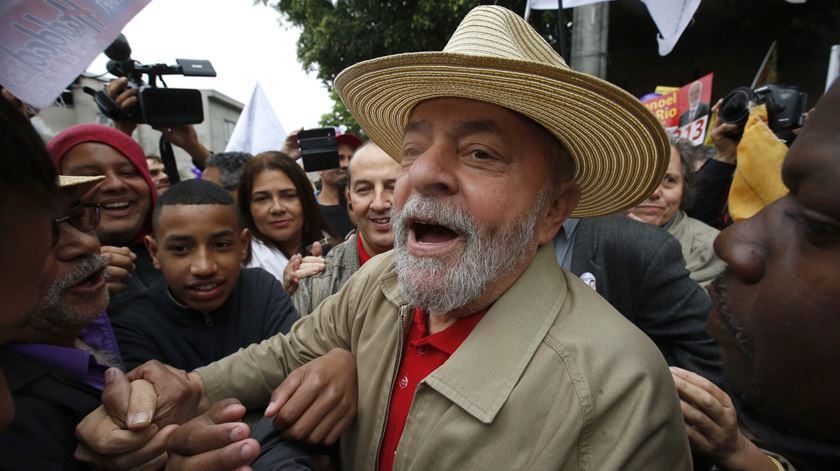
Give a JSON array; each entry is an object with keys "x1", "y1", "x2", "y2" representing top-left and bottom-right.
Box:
[
  {"x1": 640, "y1": 0, "x2": 702, "y2": 56},
  {"x1": 528, "y1": 0, "x2": 612, "y2": 9},
  {"x1": 225, "y1": 82, "x2": 286, "y2": 155}
]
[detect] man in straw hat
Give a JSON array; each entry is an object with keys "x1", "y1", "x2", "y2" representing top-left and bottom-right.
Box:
[{"x1": 76, "y1": 6, "x2": 690, "y2": 470}]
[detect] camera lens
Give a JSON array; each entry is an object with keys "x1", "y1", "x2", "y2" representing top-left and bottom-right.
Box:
[{"x1": 719, "y1": 87, "x2": 754, "y2": 129}]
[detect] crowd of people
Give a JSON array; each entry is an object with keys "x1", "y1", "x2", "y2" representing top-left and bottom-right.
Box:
[{"x1": 1, "y1": 5, "x2": 838, "y2": 471}]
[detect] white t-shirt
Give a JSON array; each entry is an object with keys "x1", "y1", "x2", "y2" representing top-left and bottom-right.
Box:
[{"x1": 246, "y1": 238, "x2": 288, "y2": 283}]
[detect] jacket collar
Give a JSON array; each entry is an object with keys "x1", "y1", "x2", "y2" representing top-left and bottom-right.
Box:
[{"x1": 380, "y1": 244, "x2": 567, "y2": 424}]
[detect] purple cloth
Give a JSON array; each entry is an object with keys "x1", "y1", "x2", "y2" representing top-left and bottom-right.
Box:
[{"x1": 5, "y1": 313, "x2": 120, "y2": 391}]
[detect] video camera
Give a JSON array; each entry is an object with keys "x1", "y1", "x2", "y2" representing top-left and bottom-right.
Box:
[
  {"x1": 718, "y1": 84, "x2": 807, "y2": 144},
  {"x1": 85, "y1": 34, "x2": 216, "y2": 127}
]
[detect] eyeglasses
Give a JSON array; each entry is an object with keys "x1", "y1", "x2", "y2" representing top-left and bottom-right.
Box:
[{"x1": 52, "y1": 203, "x2": 101, "y2": 246}]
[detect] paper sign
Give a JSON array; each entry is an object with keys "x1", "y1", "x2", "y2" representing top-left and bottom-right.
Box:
[
  {"x1": 643, "y1": 72, "x2": 713, "y2": 145},
  {"x1": 0, "y1": 0, "x2": 150, "y2": 109}
]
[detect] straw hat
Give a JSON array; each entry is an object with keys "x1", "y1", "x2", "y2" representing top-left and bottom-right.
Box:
[
  {"x1": 335, "y1": 5, "x2": 669, "y2": 217},
  {"x1": 58, "y1": 175, "x2": 104, "y2": 189}
]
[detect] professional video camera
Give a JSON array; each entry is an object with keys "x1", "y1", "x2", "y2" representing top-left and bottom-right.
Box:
[
  {"x1": 85, "y1": 34, "x2": 216, "y2": 126},
  {"x1": 718, "y1": 84, "x2": 807, "y2": 144}
]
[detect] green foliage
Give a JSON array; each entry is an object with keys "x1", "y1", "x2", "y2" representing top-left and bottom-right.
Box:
[{"x1": 262, "y1": 0, "x2": 562, "y2": 131}]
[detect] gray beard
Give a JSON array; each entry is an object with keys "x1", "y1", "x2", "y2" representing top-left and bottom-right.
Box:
[
  {"x1": 22, "y1": 254, "x2": 109, "y2": 342},
  {"x1": 392, "y1": 191, "x2": 547, "y2": 314}
]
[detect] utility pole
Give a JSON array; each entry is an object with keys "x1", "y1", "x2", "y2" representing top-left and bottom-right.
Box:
[{"x1": 570, "y1": 2, "x2": 609, "y2": 79}]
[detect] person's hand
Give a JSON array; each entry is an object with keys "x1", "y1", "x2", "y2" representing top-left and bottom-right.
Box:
[
  {"x1": 671, "y1": 367, "x2": 777, "y2": 471},
  {"x1": 99, "y1": 361, "x2": 206, "y2": 430},
  {"x1": 105, "y1": 77, "x2": 139, "y2": 136},
  {"x1": 166, "y1": 399, "x2": 260, "y2": 471},
  {"x1": 282, "y1": 249, "x2": 326, "y2": 295},
  {"x1": 281, "y1": 128, "x2": 303, "y2": 160},
  {"x1": 101, "y1": 246, "x2": 136, "y2": 297},
  {"x1": 75, "y1": 377, "x2": 178, "y2": 469},
  {"x1": 155, "y1": 125, "x2": 211, "y2": 169},
  {"x1": 264, "y1": 348, "x2": 357, "y2": 445},
  {"x1": 709, "y1": 99, "x2": 740, "y2": 165}
]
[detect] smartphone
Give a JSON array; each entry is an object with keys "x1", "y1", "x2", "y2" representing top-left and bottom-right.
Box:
[{"x1": 299, "y1": 127, "x2": 339, "y2": 172}]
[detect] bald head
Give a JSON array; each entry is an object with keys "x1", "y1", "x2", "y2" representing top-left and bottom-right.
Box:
[{"x1": 346, "y1": 142, "x2": 401, "y2": 256}]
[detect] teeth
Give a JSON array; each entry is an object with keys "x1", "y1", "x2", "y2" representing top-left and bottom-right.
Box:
[
  {"x1": 372, "y1": 218, "x2": 390, "y2": 224},
  {"x1": 102, "y1": 201, "x2": 130, "y2": 209},
  {"x1": 192, "y1": 283, "x2": 219, "y2": 292}
]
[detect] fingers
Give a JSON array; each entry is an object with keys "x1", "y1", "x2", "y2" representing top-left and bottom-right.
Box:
[
  {"x1": 75, "y1": 422, "x2": 176, "y2": 470},
  {"x1": 671, "y1": 367, "x2": 734, "y2": 421},
  {"x1": 126, "y1": 360, "x2": 205, "y2": 426},
  {"x1": 310, "y1": 241, "x2": 323, "y2": 257},
  {"x1": 265, "y1": 371, "x2": 302, "y2": 417},
  {"x1": 102, "y1": 368, "x2": 131, "y2": 428},
  {"x1": 166, "y1": 399, "x2": 259, "y2": 471},
  {"x1": 166, "y1": 438, "x2": 259, "y2": 471},
  {"x1": 127, "y1": 379, "x2": 157, "y2": 430},
  {"x1": 167, "y1": 400, "x2": 248, "y2": 455},
  {"x1": 75, "y1": 405, "x2": 159, "y2": 456}
]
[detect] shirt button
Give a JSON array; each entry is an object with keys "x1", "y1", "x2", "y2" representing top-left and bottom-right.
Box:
[
  {"x1": 417, "y1": 345, "x2": 428, "y2": 355},
  {"x1": 399, "y1": 375, "x2": 409, "y2": 389}
]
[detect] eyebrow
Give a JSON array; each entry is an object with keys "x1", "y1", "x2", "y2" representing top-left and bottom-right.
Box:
[
  {"x1": 164, "y1": 230, "x2": 235, "y2": 243},
  {"x1": 404, "y1": 118, "x2": 507, "y2": 139}
]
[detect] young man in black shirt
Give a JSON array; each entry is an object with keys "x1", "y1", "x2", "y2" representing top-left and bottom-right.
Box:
[{"x1": 112, "y1": 180, "x2": 298, "y2": 371}]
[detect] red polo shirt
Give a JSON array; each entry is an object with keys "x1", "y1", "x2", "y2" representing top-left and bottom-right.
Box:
[
  {"x1": 378, "y1": 306, "x2": 487, "y2": 471},
  {"x1": 357, "y1": 233, "x2": 373, "y2": 266}
]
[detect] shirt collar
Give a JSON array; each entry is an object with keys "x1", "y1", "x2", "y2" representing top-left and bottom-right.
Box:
[{"x1": 357, "y1": 233, "x2": 373, "y2": 266}]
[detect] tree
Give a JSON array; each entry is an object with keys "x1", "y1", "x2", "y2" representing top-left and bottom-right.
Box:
[{"x1": 265, "y1": 0, "x2": 566, "y2": 132}]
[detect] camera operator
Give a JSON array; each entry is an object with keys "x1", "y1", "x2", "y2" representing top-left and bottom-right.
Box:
[
  {"x1": 687, "y1": 99, "x2": 740, "y2": 229},
  {"x1": 104, "y1": 77, "x2": 212, "y2": 170}
]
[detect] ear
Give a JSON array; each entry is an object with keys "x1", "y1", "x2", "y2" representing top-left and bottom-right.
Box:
[
  {"x1": 345, "y1": 186, "x2": 352, "y2": 211},
  {"x1": 239, "y1": 228, "x2": 252, "y2": 263},
  {"x1": 144, "y1": 235, "x2": 162, "y2": 270},
  {"x1": 535, "y1": 181, "x2": 581, "y2": 246}
]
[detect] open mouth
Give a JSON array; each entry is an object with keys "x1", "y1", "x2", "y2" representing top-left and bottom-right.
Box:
[
  {"x1": 185, "y1": 280, "x2": 225, "y2": 300},
  {"x1": 370, "y1": 216, "x2": 391, "y2": 228},
  {"x1": 413, "y1": 222, "x2": 459, "y2": 243},
  {"x1": 67, "y1": 269, "x2": 106, "y2": 295}
]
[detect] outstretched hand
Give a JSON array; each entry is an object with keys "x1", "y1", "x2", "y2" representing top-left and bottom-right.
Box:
[
  {"x1": 282, "y1": 245, "x2": 326, "y2": 295},
  {"x1": 264, "y1": 348, "x2": 357, "y2": 446},
  {"x1": 671, "y1": 367, "x2": 777, "y2": 471}
]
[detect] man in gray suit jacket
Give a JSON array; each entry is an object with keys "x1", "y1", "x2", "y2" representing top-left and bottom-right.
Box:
[{"x1": 556, "y1": 214, "x2": 724, "y2": 387}]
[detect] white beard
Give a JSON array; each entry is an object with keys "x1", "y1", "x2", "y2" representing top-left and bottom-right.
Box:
[{"x1": 392, "y1": 191, "x2": 547, "y2": 314}]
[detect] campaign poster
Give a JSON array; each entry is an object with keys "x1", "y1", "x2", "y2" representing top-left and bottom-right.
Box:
[
  {"x1": 643, "y1": 72, "x2": 714, "y2": 145},
  {"x1": 0, "y1": 0, "x2": 151, "y2": 109}
]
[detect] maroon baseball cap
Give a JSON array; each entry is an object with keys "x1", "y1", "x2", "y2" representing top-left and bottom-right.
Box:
[{"x1": 336, "y1": 132, "x2": 362, "y2": 150}]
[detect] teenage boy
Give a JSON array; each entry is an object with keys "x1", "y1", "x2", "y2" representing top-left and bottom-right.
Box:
[{"x1": 111, "y1": 180, "x2": 298, "y2": 371}]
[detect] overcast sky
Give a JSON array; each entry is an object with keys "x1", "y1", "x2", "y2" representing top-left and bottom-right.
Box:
[{"x1": 86, "y1": 0, "x2": 332, "y2": 131}]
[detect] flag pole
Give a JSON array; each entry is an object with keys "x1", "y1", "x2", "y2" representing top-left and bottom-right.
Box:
[{"x1": 557, "y1": 0, "x2": 568, "y2": 59}]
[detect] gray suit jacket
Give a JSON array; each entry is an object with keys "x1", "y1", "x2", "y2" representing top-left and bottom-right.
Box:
[{"x1": 570, "y1": 215, "x2": 724, "y2": 387}]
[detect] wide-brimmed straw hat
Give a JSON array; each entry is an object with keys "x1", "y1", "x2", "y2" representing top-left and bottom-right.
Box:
[
  {"x1": 335, "y1": 5, "x2": 668, "y2": 217},
  {"x1": 58, "y1": 175, "x2": 104, "y2": 189}
]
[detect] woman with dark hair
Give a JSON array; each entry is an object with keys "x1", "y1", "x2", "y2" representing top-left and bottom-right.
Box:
[
  {"x1": 629, "y1": 135, "x2": 725, "y2": 288},
  {"x1": 48, "y1": 124, "x2": 159, "y2": 308},
  {"x1": 239, "y1": 151, "x2": 334, "y2": 284}
]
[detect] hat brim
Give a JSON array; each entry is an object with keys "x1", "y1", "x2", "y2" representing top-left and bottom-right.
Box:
[
  {"x1": 336, "y1": 52, "x2": 669, "y2": 217},
  {"x1": 58, "y1": 175, "x2": 105, "y2": 189}
]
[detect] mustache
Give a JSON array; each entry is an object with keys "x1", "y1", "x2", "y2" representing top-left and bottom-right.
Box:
[
  {"x1": 710, "y1": 268, "x2": 753, "y2": 361},
  {"x1": 56, "y1": 254, "x2": 108, "y2": 292},
  {"x1": 392, "y1": 195, "x2": 477, "y2": 238}
]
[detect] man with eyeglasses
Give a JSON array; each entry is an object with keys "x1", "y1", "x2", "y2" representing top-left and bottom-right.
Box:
[{"x1": 0, "y1": 174, "x2": 126, "y2": 470}]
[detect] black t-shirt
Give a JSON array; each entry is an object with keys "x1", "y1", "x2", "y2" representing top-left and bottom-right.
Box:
[
  {"x1": 112, "y1": 267, "x2": 298, "y2": 371},
  {"x1": 319, "y1": 203, "x2": 354, "y2": 239}
]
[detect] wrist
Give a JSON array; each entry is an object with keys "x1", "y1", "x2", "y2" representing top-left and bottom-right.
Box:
[
  {"x1": 713, "y1": 151, "x2": 737, "y2": 165},
  {"x1": 719, "y1": 436, "x2": 779, "y2": 471},
  {"x1": 188, "y1": 371, "x2": 210, "y2": 414}
]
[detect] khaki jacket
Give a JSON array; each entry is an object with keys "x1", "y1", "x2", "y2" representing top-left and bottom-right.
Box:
[
  {"x1": 668, "y1": 210, "x2": 726, "y2": 289},
  {"x1": 198, "y1": 244, "x2": 691, "y2": 470}
]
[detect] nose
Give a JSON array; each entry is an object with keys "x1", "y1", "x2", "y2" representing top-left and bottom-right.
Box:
[
  {"x1": 370, "y1": 186, "x2": 392, "y2": 213},
  {"x1": 268, "y1": 195, "x2": 286, "y2": 215},
  {"x1": 407, "y1": 143, "x2": 458, "y2": 197},
  {"x1": 97, "y1": 172, "x2": 131, "y2": 194},
  {"x1": 190, "y1": 246, "x2": 218, "y2": 277},
  {"x1": 648, "y1": 185, "x2": 664, "y2": 201},
  {"x1": 714, "y1": 213, "x2": 768, "y2": 284},
  {"x1": 53, "y1": 222, "x2": 101, "y2": 262}
]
